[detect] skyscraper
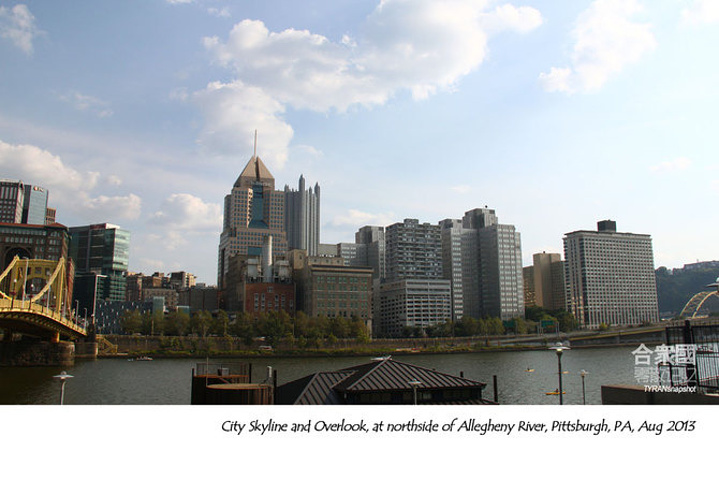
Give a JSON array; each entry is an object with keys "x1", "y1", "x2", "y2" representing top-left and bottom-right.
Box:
[
  {"x1": 217, "y1": 151, "x2": 288, "y2": 291},
  {"x1": 284, "y1": 175, "x2": 320, "y2": 256},
  {"x1": 69, "y1": 223, "x2": 131, "y2": 317},
  {"x1": 378, "y1": 219, "x2": 450, "y2": 336},
  {"x1": 563, "y1": 220, "x2": 659, "y2": 328},
  {"x1": 531, "y1": 252, "x2": 566, "y2": 311},
  {"x1": 442, "y1": 208, "x2": 524, "y2": 322},
  {"x1": 22, "y1": 184, "x2": 49, "y2": 225},
  {"x1": 385, "y1": 219, "x2": 442, "y2": 281},
  {"x1": 0, "y1": 180, "x2": 52, "y2": 225},
  {"x1": 0, "y1": 179, "x2": 25, "y2": 224}
]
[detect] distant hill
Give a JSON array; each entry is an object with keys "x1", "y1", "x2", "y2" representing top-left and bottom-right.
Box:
[{"x1": 655, "y1": 265, "x2": 719, "y2": 316}]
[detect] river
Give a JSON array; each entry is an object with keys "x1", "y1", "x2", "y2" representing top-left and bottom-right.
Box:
[{"x1": 0, "y1": 345, "x2": 643, "y2": 405}]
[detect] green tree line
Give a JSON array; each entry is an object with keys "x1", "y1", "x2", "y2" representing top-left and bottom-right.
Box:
[{"x1": 119, "y1": 309, "x2": 370, "y2": 346}]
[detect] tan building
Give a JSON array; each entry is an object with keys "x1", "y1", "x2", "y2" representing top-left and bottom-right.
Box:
[
  {"x1": 532, "y1": 252, "x2": 566, "y2": 311},
  {"x1": 290, "y1": 249, "x2": 373, "y2": 329}
]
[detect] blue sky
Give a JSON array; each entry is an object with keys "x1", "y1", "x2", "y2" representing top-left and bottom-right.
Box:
[{"x1": 1, "y1": 0, "x2": 717, "y2": 284}]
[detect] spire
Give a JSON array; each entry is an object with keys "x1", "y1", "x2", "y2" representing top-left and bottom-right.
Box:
[{"x1": 234, "y1": 130, "x2": 275, "y2": 189}]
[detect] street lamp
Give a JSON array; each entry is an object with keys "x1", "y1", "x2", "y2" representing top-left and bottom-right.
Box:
[
  {"x1": 579, "y1": 370, "x2": 588, "y2": 405},
  {"x1": 549, "y1": 342, "x2": 570, "y2": 405},
  {"x1": 53, "y1": 371, "x2": 73, "y2": 405},
  {"x1": 408, "y1": 379, "x2": 422, "y2": 405}
]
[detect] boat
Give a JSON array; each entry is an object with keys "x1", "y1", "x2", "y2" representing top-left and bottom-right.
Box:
[
  {"x1": 134, "y1": 356, "x2": 153, "y2": 361},
  {"x1": 525, "y1": 368, "x2": 534, "y2": 373},
  {"x1": 545, "y1": 389, "x2": 566, "y2": 395}
]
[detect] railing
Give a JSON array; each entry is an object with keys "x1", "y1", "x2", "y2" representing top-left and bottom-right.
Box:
[
  {"x1": 662, "y1": 320, "x2": 719, "y2": 392},
  {"x1": 194, "y1": 362, "x2": 252, "y2": 384},
  {"x1": 0, "y1": 297, "x2": 87, "y2": 337}
]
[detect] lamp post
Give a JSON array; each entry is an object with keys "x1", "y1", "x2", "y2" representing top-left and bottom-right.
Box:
[
  {"x1": 549, "y1": 342, "x2": 570, "y2": 405},
  {"x1": 53, "y1": 371, "x2": 73, "y2": 405},
  {"x1": 580, "y1": 370, "x2": 588, "y2": 405},
  {"x1": 408, "y1": 379, "x2": 422, "y2": 405}
]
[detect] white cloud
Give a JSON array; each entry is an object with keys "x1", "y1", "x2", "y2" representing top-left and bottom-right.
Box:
[
  {"x1": 0, "y1": 4, "x2": 39, "y2": 55},
  {"x1": 204, "y1": 2, "x2": 542, "y2": 110},
  {"x1": 682, "y1": 0, "x2": 719, "y2": 25},
  {"x1": 147, "y1": 194, "x2": 221, "y2": 252},
  {"x1": 0, "y1": 139, "x2": 142, "y2": 222},
  {"x1": 106, "y1": 175, "x2": 123, "y2": 187},
  {"x1": 207, "y1": 7, "x2": 230, "y2": 18},
  {"x1": 650, "y1": 157, "x2": 691, "y2": 173},
  {"x1": 150, "y1": 193, "x2": 222, "y2": 232},
  {"x1": 58, "y1": 91, "x2": 114, "y2": 118},
  {"x1": 482, "y1": 4, "x2": 544, "y2": 34},
  {"x1": 330, "y1": 209, "x2": 397, "y2": 228},
  {"x1": 192, "y1": 80, "x2": 294, "y2": 168},
  {"x1": 196, "y1": 1, "x2": 542, "y2": 159},
  {"x1": 85, "y1": 194, "x2": 142, "y2": 220},
  {"x1": 539, "y1": 0, "x2": 656, "y2": 94}
]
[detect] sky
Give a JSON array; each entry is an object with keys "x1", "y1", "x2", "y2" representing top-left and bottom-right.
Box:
[{"x1": 0, "y1": 0, "x2": 717, "y2": 285}]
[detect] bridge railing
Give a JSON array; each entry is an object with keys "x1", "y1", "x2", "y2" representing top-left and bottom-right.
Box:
[{"x1": 0, "y1": 297, "x2": 87, "y2": 336}]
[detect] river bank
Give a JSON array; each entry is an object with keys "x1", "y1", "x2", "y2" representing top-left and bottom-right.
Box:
[{"x1": 98, "y1": 328, "x2": 655, "y2": 360}]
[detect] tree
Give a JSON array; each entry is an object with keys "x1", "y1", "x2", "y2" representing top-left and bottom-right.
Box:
[
  {"x1": 165, "y1": 310, "x2": 190, "y2": 336},
  {"x1": 120, "y1": 310, "x2": 142, "y2": 334},
  {"x1": 191, "y1": 310, "x2": 212, "y2": 338}
]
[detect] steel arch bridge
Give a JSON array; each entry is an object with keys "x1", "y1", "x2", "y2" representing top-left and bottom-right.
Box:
[
  {"x1": 0, "y1": 256, "x2": 87, "y2": 341},
  {"x1": 679, "y1": 278, "x2": 719, "y2": 319}
]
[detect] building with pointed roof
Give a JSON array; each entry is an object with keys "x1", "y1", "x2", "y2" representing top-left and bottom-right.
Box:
[
  {"x1": 276, "y1": 356, "x2": 494, "y2": 405},
  {"x1": 284, "y1": 174, "x2": 321, "y2": 256},
  {"x1": 218, "y1": 153, "x2": 288, "y2": 294}
]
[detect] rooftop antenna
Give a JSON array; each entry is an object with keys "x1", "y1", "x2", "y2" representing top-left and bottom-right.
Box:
[
  {"x1": 253, "y1": 130, "x2": 260, "y2": 181},
  {"x1": 253, "y1": 129, "x2": 258, "y2": 158}
]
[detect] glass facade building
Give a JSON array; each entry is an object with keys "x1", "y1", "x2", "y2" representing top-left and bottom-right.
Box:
[{"x1": 69, "y1": 223, "x2": 130, "y2": 318}]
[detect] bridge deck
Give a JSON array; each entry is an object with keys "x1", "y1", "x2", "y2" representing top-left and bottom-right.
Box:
[{"x1": 0, "y1": 298, "x2": 87, "y2": 340}]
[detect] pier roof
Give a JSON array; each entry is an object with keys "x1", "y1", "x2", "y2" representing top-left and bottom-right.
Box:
[{"x1": 276, "y1": 357, "x2": 493, "y2": 405}]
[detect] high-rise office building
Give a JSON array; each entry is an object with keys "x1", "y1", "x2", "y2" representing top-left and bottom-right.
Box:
[
  {"x1": 0, "y1": 180, "x2": 26, "y2": 224},
  {"x1": 22, "y1": 184, "x2": 49, "y2": 225},
  {"x1": 0, "y1": 180, "x2": 52, "y2": 225},
  {"x1": 442, "y1": 208, "x2": 524, "y2": 322},
  {"x1": 69, "y1": 223, "x2": 131, "y2": 317},
  {"x1": 284, "y1": 175, "x2": 320, "y2": 256},
  {"x1": 355, "y1": 226, "x2": 385, "y2": 280},
  {"x1": 218, "y1": 152, "x2": 288, "y2": 295},
  {"x1": 376, "y1": 219, "x2": 450, "y2": 336},
  {"x1": 563, "y1": 220, "x2": 659, "y2": 328},
  {"x1": 531, "y1": 252, "x2": 566, "y2": 311},
  {"x1": 385, "y1": 219, "x2": 442, "y2": 281},
  {"x1": 439, "y1": 218, "x2": 471, "y2": 321}
]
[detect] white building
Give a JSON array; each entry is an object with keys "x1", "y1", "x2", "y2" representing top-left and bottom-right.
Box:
[{"x1": 563, "y1": 220, "x2": 659, "y2": 328}]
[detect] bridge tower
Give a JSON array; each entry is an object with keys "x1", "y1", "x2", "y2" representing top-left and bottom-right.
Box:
[{"x1": 0, "y1": 256, "x2": 88, "y2": 365}]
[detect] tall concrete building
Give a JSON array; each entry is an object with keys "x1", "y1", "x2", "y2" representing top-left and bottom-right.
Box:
[
  {"x1": 531, "y1": 252, "x2": 566, "y2": 311},
  {"x1": 284, "y1": 175, "x2": 320, "y2": 256},
  {"x1": 439, "y1": 218, "x2": 471, "y2": 321},
  {"x1": 0, "y1": 180, "x2": 26, "y2": 224},
  {"x1": 447, "y1": 208, "x2": 524, "y2": 322},
  {"x1": 0, "y1": 180, "x2": 51, "y2": 225},
  {"x1": 385, "y1": 219, "x2": 442, "y2": 281},
  {"x1": 355, "y1": 225, "x2": 385, "y2": 280},
  {"x1": 217, "y1": 153, "x2": 288, "y2": 292},
  {"x1": 377, "y1": 219, "x2": 450, "y2": 336},
  {"x1": 563, "y1": 220, "x2": 659, "y2": 328}
]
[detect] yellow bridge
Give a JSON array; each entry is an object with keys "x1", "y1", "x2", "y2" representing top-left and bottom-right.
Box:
[{"x1": 0, "y1": 257, "x2": 87, "y2": 342}]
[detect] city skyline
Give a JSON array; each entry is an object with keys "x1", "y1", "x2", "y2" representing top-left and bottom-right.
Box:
[{"x1": 1, "y1": 1, "x2": 717, "y2": 283}]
